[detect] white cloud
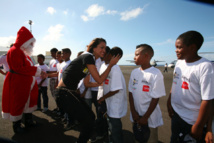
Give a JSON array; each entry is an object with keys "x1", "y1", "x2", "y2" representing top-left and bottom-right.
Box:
[
  {"x1": 155, "y1": 39, "x2": 175, "y2": 45},
  {"x1": 63, "y1": 10, "x2": 68, "y2": 15},
  {"x1": 120, "y1": 7, "x2": 143, "y2": 21},
  {"x1": 0, "y1": 36, "x2": 16, "y2": 50},
  {"x1": 81, "y1": 15, "x2": 89, "y2": 22},
  {"x1": 47, "y1": 7, "x2": 56, "y2": 15},
  {"x1": 81, "y1": 4, "x2": 104, "y2": 21},
  {"x1": 43, "y1": 24, "x2": 64, "y2": 41},
  {"x1": 106, "y1": 10, "x2": 118, "y2": 15}
]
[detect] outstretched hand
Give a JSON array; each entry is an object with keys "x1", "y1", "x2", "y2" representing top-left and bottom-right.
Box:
[
  {"x1": 109, "y1": 54, "x2": 121, "y2": 66},
  {"x1": 41, "y1": 71, "x2": 48, "y2": 79}
]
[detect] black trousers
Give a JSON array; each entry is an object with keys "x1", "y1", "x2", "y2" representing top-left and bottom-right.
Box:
[{"x1": 55, "y1": 87, "x2": 95, "y2": 143}]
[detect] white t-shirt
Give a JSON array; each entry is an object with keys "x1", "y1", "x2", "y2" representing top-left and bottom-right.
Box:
[
  {"x1": 128, "y1": 67, "x2": 166, "y2": 128},
  {"x1": 58, "y1": 60, "x2": 71, "y2": 82},
  {"x1": 90, "y1": 58, "x2": 103, "y2": 91},
  {"x1": 99, "y1": 63, "x2": 127, "y2": 118},
  {"x1": 49, "y1": 59, "x2": 58, "y2": 79},
  {"x1": 78, "y1": 79, "x2": 92, "y2": 99},
  {"x1": 171, "y1": 58, "x2": 214, "y2": 125},
  {"x1": 0, "y1": 54, "x2": 9, "y2": 72},
  {"x1": 35, "y1": 64, "x2": 49, "y2": 87}
]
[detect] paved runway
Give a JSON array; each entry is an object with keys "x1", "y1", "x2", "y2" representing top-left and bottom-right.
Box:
[{"x1": 0, "y1": 66, "x2": 173, "y2": 143}]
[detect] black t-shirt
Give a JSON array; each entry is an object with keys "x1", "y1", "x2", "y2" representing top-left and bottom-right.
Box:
[{"x1": 62, "y1": 53, "x2": 95, "y2": 90}]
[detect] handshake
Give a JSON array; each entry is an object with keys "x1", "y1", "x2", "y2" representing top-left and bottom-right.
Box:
[{"x1": 41, "y1": 71, "x2": 48, "y2": 79}]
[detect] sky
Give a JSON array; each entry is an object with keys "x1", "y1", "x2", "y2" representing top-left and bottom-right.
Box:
[{"x1": 0, "y1": 0, "x2": 214, "y2": 65}]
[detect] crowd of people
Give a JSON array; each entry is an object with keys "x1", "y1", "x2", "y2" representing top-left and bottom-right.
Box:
[{"x1": 0, "y1": 26, "x2": 214, "y2": 143}]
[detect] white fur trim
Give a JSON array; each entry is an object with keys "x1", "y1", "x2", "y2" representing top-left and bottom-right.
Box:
[
  {"x1": 1, "y1": 112, "x2": 23, "y2": 122},
  {"x1": 20, "y1": 37, "x2": 36, "y2": 49},
  {"x1": 35, "y1": 67, "x2": 41, "y2": 76}
]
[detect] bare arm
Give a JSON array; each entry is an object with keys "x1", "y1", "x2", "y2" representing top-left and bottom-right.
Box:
[
  {"x1": 167, "y1": 90, "x2": 174, "y2": 118},
  {"x1": 98, "y1": 90, "x2": 119, "y2": 104},
  {"x1": 87, "y1": 55, "x2": 120, "y2": 84},
  {"x1": 84, "y1": 74, "x2": 101, "y2": 88},
  {"x1": 0, "y1": 69, "x2": 7, "y2": 75},
  {"x1": 191, "y1": 100, "x2": 213, "y2": 140},
  {"x1": 129, "y1": 92, "x2": 140, "y2": 122},
  {"x1": 138, "y1": 98, "x2": 159, "y2": 125}
]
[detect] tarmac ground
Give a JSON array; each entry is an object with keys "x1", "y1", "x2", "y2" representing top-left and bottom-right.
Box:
[{"x1": 0, "y1": 66, "x2": 173, "y2": 143}]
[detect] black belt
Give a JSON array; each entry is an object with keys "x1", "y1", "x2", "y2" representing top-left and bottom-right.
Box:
[{"x1": 9, "y1": 69, "x2": 18, "y2": 74}]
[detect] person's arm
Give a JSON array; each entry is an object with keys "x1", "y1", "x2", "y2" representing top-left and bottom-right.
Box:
[
  {"x1": 87, "y1": 55, "x2": 120, "y2": 84},
  {"x1": 38, "y1": 78, "x2": 46, "y2": 88},
  {"x1": 138, "y1": 98, "x2": 159, "y2": 125},
  {"x1": 129, "y1": 92, "x2": 140, "y2": 122},
  {"x1": 191, "y1": 100, "x2": 213, "y2": 140},
  {"x1": 98, "y1": 90, "x2": 119, "y2": 104},
  {"x1": 0, "y1": 69, "x2": 7, "y2": 75},
  {"x1": 167, "y1": 90, "x2": 174, "y2": 118},
  {"x1": 47, "y1": 72, "x2": 58, "y2": 78},
  {"x1": 205, "y1": 116, "x2": 213, "y2": 143},
  {"x1": 84, "y1": 74, "x2": 101, "y2": 88}
]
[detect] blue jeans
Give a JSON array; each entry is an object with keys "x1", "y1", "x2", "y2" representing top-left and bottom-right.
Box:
[
  {"x1": 171, "y1": 111, "x2": 206, "y2": 143},
  {"x1": 108, "y1": 117, "x2": 124, "y2": 143},
  {"x1": 37, "y1": 86, "x2": 48, "y2": 109}
]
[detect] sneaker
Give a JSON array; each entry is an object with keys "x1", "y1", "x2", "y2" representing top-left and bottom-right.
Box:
[
  {"x1": 42, "y1": 108, "x2": 48, "y2": 113},
  {"x1": 89, "y1": 135, "x2": 104, "y2": 142},
  {"x1": 64, "y1": 122, "x2": 76, "y2": 130}
]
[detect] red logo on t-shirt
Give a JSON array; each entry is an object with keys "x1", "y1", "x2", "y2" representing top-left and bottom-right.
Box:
[
  {"x1": 105, "y1": 79, "x2": 109, "y2": 85},
  {"x1": 60, "y1": 69, "x2": 63, "y2": 73},
  {"x1": 142, "y1": 85, "x2": 150, "y2": 92},
  {"x1": 182, "y1": 81, "x2": 189, "y2": 89},
  {"x1": 53, "y1": 64, "x2": 56, "y2": 67}
]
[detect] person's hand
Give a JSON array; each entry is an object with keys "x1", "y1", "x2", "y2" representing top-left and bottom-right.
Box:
[
  {"x1": 190, "y1": 124, "x2": 203, "y2": 141},
  {"x1": 138, "y1": 116, "x2": 148, "y2": 125},
  {"x1": 205, "y1": 131, "x2": 213, "y2": 143},
  {"x1": 98, "y1": 97, "x2": 105, "y2": 104},
  {"x1": 132, "y1": 111, "x2": 140, "y2": 122},
  {"x1": 109, "y1": 54, "x2": 121, "y2": 67},
  {"x1": 41, "y1": 71, "x2": 48, "y2": 79},
  {"x1": 167, "y1": 96, "x2": 174, "y2": 118}
]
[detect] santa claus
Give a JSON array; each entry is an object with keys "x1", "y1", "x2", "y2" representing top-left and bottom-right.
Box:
[{"x1": 1, "y1": 26, "x2": 46, "y2": 133}]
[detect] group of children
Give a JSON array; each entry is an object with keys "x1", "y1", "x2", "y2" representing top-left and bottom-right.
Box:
[{"x1": 1, "y1": 30, "x2": 214, "y2": 143}]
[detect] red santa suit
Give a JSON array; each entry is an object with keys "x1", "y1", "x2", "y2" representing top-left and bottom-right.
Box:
[{"x1": 1, "y1": 26, "x2": 41, "y2": 122}]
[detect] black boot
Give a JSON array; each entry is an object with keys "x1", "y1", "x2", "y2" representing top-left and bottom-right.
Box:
[
  {"x1": 13, "y1": 120, "x2": 25, "y2": 133},
  {"x1": 24, "y1": 113, "x2": 37, "y2": 128}
]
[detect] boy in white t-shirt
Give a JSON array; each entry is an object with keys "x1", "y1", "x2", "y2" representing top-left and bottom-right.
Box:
[
  {"x1": 35, "y1": 54, "x2": 50, "y2": 112},
  {"x1": 167, "y1": 31, "x2": 214, "y2": 143},
  {"x1": 98, "y1": 47, "x2": 127, "y2": 143},
  {"x1": 129, "y1": 44, "x2": 166, "y2": 143},
  {"x1": 48, "y1": 48, "x2": 58, "y2": 98}
]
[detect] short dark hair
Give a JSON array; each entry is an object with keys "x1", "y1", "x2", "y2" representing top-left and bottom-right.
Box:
[
  {"x1": 110, "y1": 46, "x2": 123, "y2": 58},
  {"x1": 50, "y1": 48, "x2": 58, "y2": 53},
  {"x1": 87, "y1": 38, "x2": 106, "y2": 53},
  {"x1": 56, "y1": 51, "x2": 61, "y2": 55},
  {"x1": 105, "y1": 46, "x2": 110, "y2": 55},
  {"x1": 77, "y1": 51, "x2": 84, "y2": 57},
  {"x1": 62, "y1": 48, "x2": 72, "y2": 55},
  {"x1": 177, "y1": 30, "x2": 204, "y2": 50},
  {"x1": 136, "y1": 44, "x2": 154, "y2": 58},
  {"x1": 37, "y1": 54, "x2": 45, "y2": 60}
]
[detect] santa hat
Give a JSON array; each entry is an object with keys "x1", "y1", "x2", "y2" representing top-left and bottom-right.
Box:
[{"x1": 14, "y1": 26, "x2": 36, "y2": 49}]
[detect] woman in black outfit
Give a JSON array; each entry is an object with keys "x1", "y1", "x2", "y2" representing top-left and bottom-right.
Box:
[{"x1": 55, "y1": 38, "x2": 120, "y2": 143}]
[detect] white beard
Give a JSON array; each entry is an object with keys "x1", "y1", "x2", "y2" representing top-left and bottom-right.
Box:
[{"x1": 24, "y1": 45, "x2": 33, "y2": 56}]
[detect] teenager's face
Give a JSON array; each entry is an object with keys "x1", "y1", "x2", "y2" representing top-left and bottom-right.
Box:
[
  {"x1": 134, "y1": 48, "x2": 147, "y2": 65},
  {"x1": 37, "y1": 57, "x2": 44, "y2": 65},
  {"x1": 61, "y1": 51, "x2": 69, "y2": 61},
  {"x1": 56, "y1": 53, "x2": 62, "y2": 61},
  {"x1": 93, "y1": 42, "x2": 106, "y2": 59},
  {"x1": 175, "y1": 39, "x2": 189, "y2": 60},
  {"x1": 51, "y1": 52, "x2": 56, "y2": 59}
]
